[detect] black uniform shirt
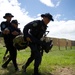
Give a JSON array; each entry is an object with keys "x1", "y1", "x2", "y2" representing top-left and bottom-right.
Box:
[
  {"x1": 23, "y1": 20, "x2": 47, "y2": 39},
  {"x1": 1, "y1": 21, "x2": 11, "y2": 31},
  {"x1": 0, "y1": 21, "x2": 11, "y2": 44},
  {"x1": 0, "y1": 21, "x2": 21, "y2": 44}
]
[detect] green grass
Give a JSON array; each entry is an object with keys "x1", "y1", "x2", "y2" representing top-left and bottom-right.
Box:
[{"x1": 0, "y1": 44, "x2": 75, "y2": 75}]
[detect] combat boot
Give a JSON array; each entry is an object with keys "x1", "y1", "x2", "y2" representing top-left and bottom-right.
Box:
[{"x1": 2, "y1": 64, "x2": 7, "y2": 69}]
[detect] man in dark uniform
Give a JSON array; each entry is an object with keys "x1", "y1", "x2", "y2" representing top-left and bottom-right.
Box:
[
  {"x1": 22, "y1": 13, "x2": 54, "y2": 75},
  {"x1": 1, "y1": 13, "x2": 14, "y2": 60},
  {"x1": 2, "y1": 20, "x2": 21, "y2": 71},
  {"x1": 1, "y1": 13, "x2": 20, "y2": 72}
]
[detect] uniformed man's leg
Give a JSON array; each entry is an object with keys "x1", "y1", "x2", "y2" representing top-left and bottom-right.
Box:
[
  {"x1": 22, "y1": 44, "x2": 35, "y2": 72},
  {"x1": 22, "y1": 51, "x2": 34, "y2": 72},
  {"x1": 11, "y1": 47, "x2": 18, "y2": 71},
  {"x1": 2, "y1": 46, "x2": 18, "y2": 71},
  {"x1": 33, "y1": 45, "x2": 42, "y2": 75},
  {"x1": 2, "y1": 57, "x2": 11, "y2": 68},
  {"x1": 2, "y1": 47, "x2": 11, "y2": 68},
  {"x1": 3, "y1": 49, "x2": 9, "y2": 61}
]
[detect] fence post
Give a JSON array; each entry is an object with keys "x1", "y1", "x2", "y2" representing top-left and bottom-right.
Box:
[{"x1": 58, "y1": 39, "x2": 60, "y2": 50}]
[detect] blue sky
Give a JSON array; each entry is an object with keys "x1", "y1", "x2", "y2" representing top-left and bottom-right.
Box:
[
  {"x1": 18, "y1": 0, "x2": 75, "y2": 20},
  {"x1": 0, "y1": 0, "x2": 75, "y2": 40}
]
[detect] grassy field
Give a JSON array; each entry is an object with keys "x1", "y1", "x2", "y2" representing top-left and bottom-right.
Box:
[{"x1": 0, "y1": 43, "x2": 75, "y2": 75}]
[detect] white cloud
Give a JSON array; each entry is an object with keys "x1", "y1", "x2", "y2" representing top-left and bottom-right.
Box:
[
  {"x1": 40, "y1": 0, "x2": 54, "y2": 7},
  {"x1": 0, "y1": 0, "x2": 35, "y2": 31},
  {"x1": 54, "y1": 14, "x2": 61, "y2": 21},
  {"x1": 55, "y1": 0, "x2": 61, "y2": 7},
  {"x1": 47, "y1": 20, "x2": 75, "y2": 40},
  {"x1": 39, "y1": 0, "x2": 61, "y2": 7},
  {"x1": 0, "y1": 0, "x2": 75, "y2": 40}
]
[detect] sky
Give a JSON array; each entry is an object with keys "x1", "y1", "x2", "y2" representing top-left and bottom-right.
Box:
[{"x1": 0, "y1": 0, "x2": 75, "y2": 41}]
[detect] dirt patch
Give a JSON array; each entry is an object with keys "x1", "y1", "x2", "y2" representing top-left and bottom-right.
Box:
[{"x1": 53, "y1": 67, "x2": 75, "y2": 75}]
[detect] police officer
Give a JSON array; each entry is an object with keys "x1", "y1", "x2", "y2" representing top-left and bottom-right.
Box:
[
  {"x1": 1, "y1": 13, "x2": 14, "y2": 60},
  {"x1": 1, "y1": 13, "x2": 20, "y2": 72},
  {"x1": 2, "y1": 20, "x2": 21, "y2": 71},
  {"x1": 2, "y1": 19, "x2": 21, "y2": 72},
  {"x1": 22, "y1": 13, "x2": 54, "y2": 75}
]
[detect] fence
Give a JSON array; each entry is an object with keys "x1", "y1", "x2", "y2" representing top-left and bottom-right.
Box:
[
  {"x1": 0, "y1": 36, "x2": 75, "y2": 50},
  {"x1": 50, "y1": 37, "x2": 73, "y2": 50}
]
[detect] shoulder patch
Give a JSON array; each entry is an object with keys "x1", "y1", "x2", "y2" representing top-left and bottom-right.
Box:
[{"x1": 33, "y1": 22, "x2": 38, "y2": 27}]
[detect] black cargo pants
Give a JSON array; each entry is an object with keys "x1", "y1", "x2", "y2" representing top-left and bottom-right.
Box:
[
  {"x1": 2, "y1": 42, "x2": 18, "y2": 70},
  {"x1": 24, "y1": 43, "x2": 42, "y2": 74}
]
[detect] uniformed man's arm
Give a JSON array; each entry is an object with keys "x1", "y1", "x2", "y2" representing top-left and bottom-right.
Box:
[
  {"x1": 23, "y1": 22, "x2": 33, "y2": 37},
  {"x1": 23, "y1": 20, "x2": 40, "y2": 42},
  {"x1": 23, "y1": 22, "x2": 33, "y2": 42},
  {"x1": 1, "y1": 22, "x2": 10, "y2": 34},
  {"x1": 12, "y1": 29, "x2": 22, "y2": 35},
  {"x1": 1, "y1": 22, "x2": 5, "y2": 31}
]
